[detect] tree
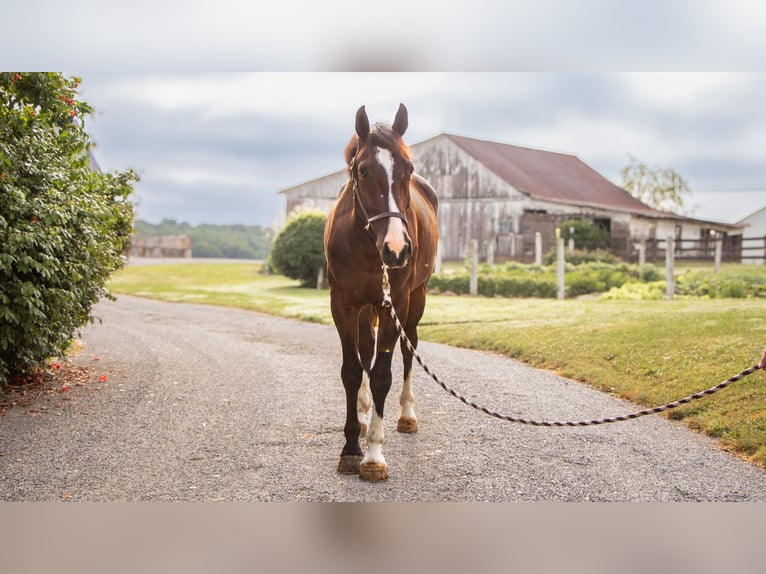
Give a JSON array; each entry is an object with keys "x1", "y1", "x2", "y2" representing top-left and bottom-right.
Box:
[
  {"x1": 269, "y1": 211, "x2": 327, "y2": 287},
  {"x1": 621, "y1": 155, "x2": 691, "y2": 214},
  {"x1": 0, "y1": 73, "x2": 136, "y2": 387}
]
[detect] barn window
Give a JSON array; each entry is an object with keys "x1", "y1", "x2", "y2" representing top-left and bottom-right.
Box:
[
  {"x1": 498, "y1": 219, "x2": 513, "y2": 234},
  {"x1": 593, "y1": 218, "x2": 611, "y2": 233}
]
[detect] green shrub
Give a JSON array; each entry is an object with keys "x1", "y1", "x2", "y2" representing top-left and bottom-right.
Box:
[
  {"x1": 544, "y1": 248, "x2": 621, "y2": 266},
  {"x1": 1, "y1": 73, "x2": 136, "y2": 386},
  {"x1": 559, "y1": 219, "x2": 611, "y2": 251},
  {"x1": 269, "y1": 211, "x2": 327, "y2": 287},
  {"x1": 675, "y1": 269, "x2": 766, "y2": 299},
  {"x1": 601, "y1": 281, "x2": 667, "y2": 300},
  {"x1": 430, "y1": 260, "x2": 667, "y2": 299},
  {"x1": 428, "y1": 274, "x2": 470, "y2": 294}
]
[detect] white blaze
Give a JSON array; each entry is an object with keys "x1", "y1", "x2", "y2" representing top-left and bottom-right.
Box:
[{"x1": 377, "y1": 149, "x2": 407, "y2": 256}]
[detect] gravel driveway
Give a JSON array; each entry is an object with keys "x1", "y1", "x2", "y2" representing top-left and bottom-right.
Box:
[{"x1": 2, "y1": 295, "x2": 765, "y2": 501}]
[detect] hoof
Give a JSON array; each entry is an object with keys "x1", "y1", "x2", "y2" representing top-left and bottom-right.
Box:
[
  {"x1": 359, "y1": 462, "x2": 388, "y2": 482},
  {"x1": 359, "y1": 422, "x2": 368, "y2": 438},
  {"x1": 337, "y1": 455, "x2": 362, "y2": 475},
  {"x1": 397, "y1": 416, "x2": 418, "y2": 433}
]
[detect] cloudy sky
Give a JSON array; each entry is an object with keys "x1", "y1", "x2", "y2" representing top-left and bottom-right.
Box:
[
  {"x1": 76, "y1": 73, "x2": 766, "y2": 227},
  {"x1": 7, "y1": 1, "x2": 766, "y2": 227}
]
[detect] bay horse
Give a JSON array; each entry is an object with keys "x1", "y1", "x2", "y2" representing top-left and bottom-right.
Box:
[{"x1": 324, "y1": 103, "x2": 439, "y2": 481}]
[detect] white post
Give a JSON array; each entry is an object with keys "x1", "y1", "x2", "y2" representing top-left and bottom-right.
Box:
[
  {"x1": 666, "y1": 236, "x2": 675, "y2": 301},
  {"x1": 469, "y1": 239, "x2": 478, "y2": 296},
  {"x1": 714, "y1": 236, "x2": 722, "y2": 273},
  {"x1": 316, "y1": 265, "x2": 325, "y2": 290},
  {"x1": 535, "y1": 232, "x2": 542, "y2": 266},
  {"x1": 556, "y1": 229, "x2": 565, "y2": 300},
  {"x1": 638, "y1": 240, "x2": 646, "y2": 266},
  {"x1": 434, "y1": 239, "x2": 443, "y2": 275},
  {"x1": 486, "y1": 239, "x2": 495, "y2": 267}
]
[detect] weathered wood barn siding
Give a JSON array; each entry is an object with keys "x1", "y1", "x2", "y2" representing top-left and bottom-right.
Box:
[
  {"x1": 412, "y1": 135, "x2": 520, "y2": 260},
  {"x1": 411, "y1": 136, "x2": 637, "y2": 260},
  {"x1": 283, "y1": 170, "x2": 347, "y2": 216}
]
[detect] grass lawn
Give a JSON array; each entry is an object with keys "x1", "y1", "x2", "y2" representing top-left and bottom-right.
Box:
[{"x1": 109, "y1": 261, "x2": 766, "y2": 467}]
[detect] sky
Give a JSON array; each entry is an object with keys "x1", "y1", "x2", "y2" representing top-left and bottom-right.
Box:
[
  {"x1": 76, "y1": 73, "x2": 766, "y2": 227},
  {"x1": 5, "y1": 1, "x2": 766, "y2": 227}
]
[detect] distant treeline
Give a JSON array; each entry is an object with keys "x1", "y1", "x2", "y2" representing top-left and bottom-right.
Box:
[{"x1": 134, "y1": 219, "x2": 273, "y2": 259}]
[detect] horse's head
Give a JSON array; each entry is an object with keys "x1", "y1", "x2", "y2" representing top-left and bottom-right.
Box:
[{"x1": 345, "y1": 103, "x2": 414, "y2": 269}]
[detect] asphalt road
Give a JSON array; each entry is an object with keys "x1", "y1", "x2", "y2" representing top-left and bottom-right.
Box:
[{"x1": 2, "y1": 294, "x2": 766, "y2": 501}]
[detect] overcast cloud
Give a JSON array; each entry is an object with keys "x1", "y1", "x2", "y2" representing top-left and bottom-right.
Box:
[
  {"x1": 5, "y1": 2, "x2": 766, "y2": 226},
  {"x1": 73, "y1": 73, "x2": 766, "y2": 226}
]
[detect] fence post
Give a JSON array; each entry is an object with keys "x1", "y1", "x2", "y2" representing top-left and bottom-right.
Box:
[
  {"x1": 535, "y1": 232, "x2": 542, "y2": 265},
  {"x1": 665, "y1": 236, "x2": 675, "y2": 301},
  {"x1": 316, "y1": 265, "x2": 325, "y2": 290},
  {"x1": 638, "y1": 240, "x2": 646, "y2": 266},
  {"x1": 714, "y1": 236, "x2": 722, "y2": 273},
  {"x1": 486, "y1": 239, "x2": 495, "y2": 267},
  {"x1": 434, "y1": 239, "x2": 443, "y2": 275},
  {"x1": 469, "y1": 239, "x2": 478, "y2": 296},
  {"x1": 556, "y1": 229, "x2": 565, "y2": 300}
]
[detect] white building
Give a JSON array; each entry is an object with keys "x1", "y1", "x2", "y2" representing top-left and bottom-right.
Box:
[{"x1": 738, "y1": 205, "x2": 766, "y2": 264}]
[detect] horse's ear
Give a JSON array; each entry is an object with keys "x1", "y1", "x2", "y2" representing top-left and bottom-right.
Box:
[
  {"x1": 355, "y1": 105, "x2": 370, "y2": 139},
  {"x1": 392, "y1": 103, "x2": 408, "y2": 136}
]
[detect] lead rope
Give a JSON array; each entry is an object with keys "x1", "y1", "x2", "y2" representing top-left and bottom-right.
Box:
[{"x1": 380, "y1": 265, "x2": 762, "y2": 427}]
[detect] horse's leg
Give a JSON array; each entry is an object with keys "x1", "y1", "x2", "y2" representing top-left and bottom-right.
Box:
[
  {"x1": 331, "y1": 298, "x2": 364, "y2": 475},
  {"x1": 356, "y1": 306, "x2": 376, "y2": 437},
  {"x1": 397, "y1": 285, "x2": 426, "y2": 433},
  {"x1": 358, "y1": 317, "x2": 398, "y2": 482}
]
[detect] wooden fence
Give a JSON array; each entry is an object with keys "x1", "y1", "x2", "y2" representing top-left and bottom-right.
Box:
[{"x1": 642, "y1": 236, "x2": 765, "y2": 265}]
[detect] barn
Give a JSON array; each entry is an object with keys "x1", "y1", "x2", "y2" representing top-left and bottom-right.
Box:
[
  {"x1": 280, "y1": 133, "x2": 743, "y2": 262},
  {"x1": 738, "y1": 205, "x2": 766, "y2": 264}
]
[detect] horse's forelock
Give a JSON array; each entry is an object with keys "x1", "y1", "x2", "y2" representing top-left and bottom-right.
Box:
[
  {"x1": 345, "y1": 124, "x2": 412, "y2": 173},
  {"x1": 370, "y1": 123, "x2": 412, "y2": 162}
]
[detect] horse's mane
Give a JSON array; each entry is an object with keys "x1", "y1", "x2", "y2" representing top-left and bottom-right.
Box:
[{"x1": 344, "y1": 123, "x2": 413, "y2": 170}]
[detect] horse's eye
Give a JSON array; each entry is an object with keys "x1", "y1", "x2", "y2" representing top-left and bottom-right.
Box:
[{"x1": 359, "y1": 167, "x2": 368, "y2": 178}]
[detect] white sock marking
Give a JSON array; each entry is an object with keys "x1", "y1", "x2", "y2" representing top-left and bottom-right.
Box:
[
  {"x1": 400, "y1": 371, "x2": 416, "y2": 421},
  {"x1": 358, "y1": 371, "x2": 371, "y2": 427},
  {"x1": 361, "y1": 410, "x2": 386, "y2": 466}
]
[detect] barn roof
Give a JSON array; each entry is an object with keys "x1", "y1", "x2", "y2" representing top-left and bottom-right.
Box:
[{"x1": 439, "y1": 133, "x2": 675, "y2": 219}]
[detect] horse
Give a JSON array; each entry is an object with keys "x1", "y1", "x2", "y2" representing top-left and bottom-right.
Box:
[{"x1": 324, "y1": 103, "x2": 439, "y2": 481}]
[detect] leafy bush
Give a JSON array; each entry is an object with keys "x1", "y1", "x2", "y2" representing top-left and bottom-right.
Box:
[
  {"x1": 559, "y1": 219, "x2": 611, "y2": 251},
  {"x1": 601, "y1": 281, "x2": 667, "y2": 300},
  {"x1": 430, "y1": 260, "x2": 665, "y2": 299},
  {"x1": 544, "y1": 248, "x2": 620, "y2": 266},
  {"x1": 675, "y1": 269, "x2": 766, "y2": 299},
  {"x1": 1, "y1": 73, "x2": 136, "y2": 386},
  {"x1": 269, "y1": 211, "x2": 327, "y2": 287}
]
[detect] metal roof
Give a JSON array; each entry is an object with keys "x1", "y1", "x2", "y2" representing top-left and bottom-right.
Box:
[{"x1": 440, "y1": 133, "x2": 675, "y2": 218}]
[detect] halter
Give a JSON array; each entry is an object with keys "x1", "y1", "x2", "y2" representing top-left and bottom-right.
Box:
[{"x1": 350, "y1": 155, "x2": 409, "y2": 236}]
